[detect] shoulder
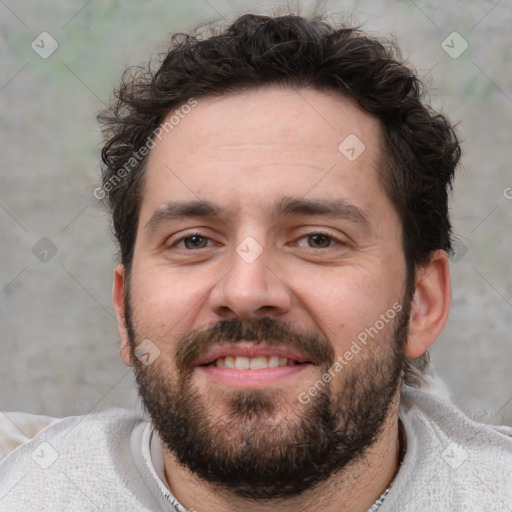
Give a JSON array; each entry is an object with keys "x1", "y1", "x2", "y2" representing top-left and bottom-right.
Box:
[
  {"x1": 400, "y1": 384, "x2": 512, "y2": 467},
  {"x1": 1, "y1": 408, "x2": 142, "y2": 456},
  {"x1": 0, "y1": 407, "x2": 143, "y2": 468},
  {"x1": 0, "y1": 408, "x2": 152, "y2": 511},
  {"x1": 382, "y1": 385, "x2": 512, "y2": 511},
  {"x1": 0, "y1": 412, "x2": 59, "y2": 461},
  {"x1": 401, "y1": 384, "x2": 512, "y2": 445}
]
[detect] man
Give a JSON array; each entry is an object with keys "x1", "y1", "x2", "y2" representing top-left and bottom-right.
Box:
[{"x1": 1, "y1": 11, "x2": 511, "y2": 512}]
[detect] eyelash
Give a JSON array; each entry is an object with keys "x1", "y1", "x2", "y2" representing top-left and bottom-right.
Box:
[{"x1": 169, "y1": 231, "x2": 343, "y2": 250}]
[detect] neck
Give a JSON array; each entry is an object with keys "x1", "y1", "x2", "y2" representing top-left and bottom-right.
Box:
[{"x1": 162, "y1": 389, "x2": 403, "y2": 512}]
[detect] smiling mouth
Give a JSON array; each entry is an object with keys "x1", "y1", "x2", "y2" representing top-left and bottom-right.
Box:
[
  {"x1": 204, "y1": 355, "x2": 306, "y2": 370},
  {"x1": 192, "y1": 343, "x2": 315, "y2": 388}
]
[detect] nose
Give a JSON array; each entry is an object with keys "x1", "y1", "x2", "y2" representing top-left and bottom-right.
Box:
[{"x1": 208, "y1": 239, "x2": 292, "y2": 321}]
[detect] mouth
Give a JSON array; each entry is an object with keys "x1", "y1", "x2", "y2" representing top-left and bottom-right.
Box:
[
  {"x1": 205, "y1": 355, "x2": 305, "y2": 369},
  {"x1": 194, "y1": 342, "x2": 314, "y2": 388}
]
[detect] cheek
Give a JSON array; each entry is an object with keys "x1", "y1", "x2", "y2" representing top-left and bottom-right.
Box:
[
  {"x1": 129, "y1": 265, "x2": 214, "y2": 339},
  {"x1": 292, "y1": 266, "x2": 401, "y2": 347},
  {"x1": 325, "y1": 309, "x2": 402, "y2": 393}
]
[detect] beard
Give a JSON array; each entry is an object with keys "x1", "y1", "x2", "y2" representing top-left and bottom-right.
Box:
[{"x1": 125, "y1": 289, "x2": 409, "y2": 500}]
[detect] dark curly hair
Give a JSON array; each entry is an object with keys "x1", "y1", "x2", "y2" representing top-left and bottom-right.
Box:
[{"x1": 98, "y1": 11, "x2": 461, "y2": 386}]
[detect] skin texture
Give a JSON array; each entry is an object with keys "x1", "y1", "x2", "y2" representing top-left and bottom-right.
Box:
[{"x1": 113, "y1": 86, "x2": 451, "y2": 512}]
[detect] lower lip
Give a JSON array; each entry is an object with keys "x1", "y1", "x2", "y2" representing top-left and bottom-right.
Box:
[{"x1": 196, "y1": 364, "x2": 312, "y2": 388}]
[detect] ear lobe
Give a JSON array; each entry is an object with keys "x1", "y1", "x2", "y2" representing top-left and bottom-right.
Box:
[
  {"x1": 113, "y1": 264, "x2": 134, "y2": 367},
  {"x1": 405, "y1": 250, "x2": 451, "y2": 358}
]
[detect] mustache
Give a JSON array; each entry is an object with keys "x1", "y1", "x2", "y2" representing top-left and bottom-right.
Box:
[{"x1": 175, "y1": 317, "x2": 335, "y2": 373}]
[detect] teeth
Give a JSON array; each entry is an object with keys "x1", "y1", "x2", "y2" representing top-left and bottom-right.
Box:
[
  {"x1": 249, "y1": 357, "x2": 268, "y2": 369},
  {"x1": 235, "y1": 356, "x2": 250, "y2": 370},
  {"x1": 213, "y1": 356, "x2": 295, "y2": 369},
  {"x1": 268, "y1": 355, "x2": 280, "y2": 368}
]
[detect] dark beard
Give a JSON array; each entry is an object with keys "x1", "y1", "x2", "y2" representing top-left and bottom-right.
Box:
[{"x1": 126, "y1": 299, "x2": 409, "y2": 500}]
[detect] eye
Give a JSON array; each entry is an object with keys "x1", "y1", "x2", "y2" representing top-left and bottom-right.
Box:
[
  {"x1": 168, "y1": 231, "x2": 343, "y2": 251},
  {"x1": 296, "y1": 233, "x2": 341, "y2": 249},
  {"x1": 171, "y1": 233, "x2": 215, "y2": 250}
]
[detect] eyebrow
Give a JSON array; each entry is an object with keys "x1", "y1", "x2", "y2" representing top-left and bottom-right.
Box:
[
  {"x1": 145, "y1": 200, "x2": 223, "y2": 234},
  {"x1": 274, "y1": 196, "x2": 369, "y2": 225},
  {"x1": 144, "y1": 196, "x2": 369, "y2": 235}
]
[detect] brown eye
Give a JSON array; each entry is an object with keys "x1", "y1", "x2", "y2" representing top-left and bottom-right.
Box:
[
  {"x1": 182, "y1": 235, "x2": 209, "y2": 249},
  {"x1": 307, "y1": 234, "x2": 333, "y2": 248},
  {"x1": 294, "y1": 231, "x2": 346, "y2": 251},
  {"x1": 169, "y1": 233, "x2": 214, "y2": 250}
]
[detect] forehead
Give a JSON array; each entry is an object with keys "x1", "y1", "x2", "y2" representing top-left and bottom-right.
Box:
[
  {"x1": 154, "y1": 86, "x2": 381, "y2": 160},
  {"x1": 139, "y1": 86, "x2": 388, "y2": 226}
]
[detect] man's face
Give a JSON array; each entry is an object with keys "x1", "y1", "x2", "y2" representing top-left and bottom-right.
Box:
[{"x1": 120, "y1": 86, "x2": 410, "y2": 498}]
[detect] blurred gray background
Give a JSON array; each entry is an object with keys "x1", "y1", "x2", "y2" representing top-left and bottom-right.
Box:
[{"x1": 1, "y1": 0, "x2": 511, "y2": 423}]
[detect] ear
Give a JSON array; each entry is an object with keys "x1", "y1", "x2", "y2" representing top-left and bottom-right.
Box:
[
  {"x1": 405, "y1": 249, "x2": 451, "y2": 358},
  {"x1": 113, "y1": 263, "x2": 134, "y2": 367}
]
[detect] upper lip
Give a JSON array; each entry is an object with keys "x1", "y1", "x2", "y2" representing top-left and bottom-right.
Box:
[{"x1": 195, "y1": 342, "x2": 311, "y2": 366}]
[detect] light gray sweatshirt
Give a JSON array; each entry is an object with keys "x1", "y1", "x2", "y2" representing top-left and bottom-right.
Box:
[{"x1": 0, "y1": 385, "x2": 511, "y2": 511}]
